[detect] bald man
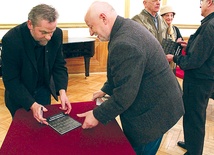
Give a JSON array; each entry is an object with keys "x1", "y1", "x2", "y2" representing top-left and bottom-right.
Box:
[{"x1": 77, "y1": 1, "x2": 184, "y2": 155}]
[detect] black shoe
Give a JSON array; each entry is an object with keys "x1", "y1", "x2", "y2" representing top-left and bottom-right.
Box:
[{"x1": 177, "y1": 141, "x2": 186, "y2": 149}]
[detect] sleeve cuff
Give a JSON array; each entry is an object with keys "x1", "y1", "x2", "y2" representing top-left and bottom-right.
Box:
[{"x1": 173, "y1": 55, "x2": 178, "y2": 63}]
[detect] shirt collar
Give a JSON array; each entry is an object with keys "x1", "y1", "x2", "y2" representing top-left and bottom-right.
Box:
[{"x1": 143, "y1": 9, "x2": 158, "y2": 20}]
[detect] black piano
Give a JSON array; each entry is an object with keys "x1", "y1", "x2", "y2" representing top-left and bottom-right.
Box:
[{"x1": 63, "y1": 38, "x2": 95, "y2": 77}]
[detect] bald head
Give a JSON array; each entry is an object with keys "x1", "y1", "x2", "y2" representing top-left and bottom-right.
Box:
[
  {"x1": 84, "y1": 1, "x2": 118, "y2": 41},
  {"x1": 85, "y1": 1, "x2": 117, "y2": 23},
  {"x1": 143, "y1": 0, "x2": 161, "y2": 16}
]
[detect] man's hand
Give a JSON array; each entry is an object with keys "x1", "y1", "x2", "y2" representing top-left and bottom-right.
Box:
[
  {"x1": 77, "y1": 110, "x2": 99, "y2": 129},
  {"x1": 59, "y1": 89, "x2": 72, "y2": 114},
  {"x1": 30, "y1": 102, "x2": 48, "y2": 125},
  {"x1": 92, "y1": 90, "x2": 106, "y2": 101},
  {"x1": 166, "y1": 54, "x2": 174, "y2": 62},
  {"x1": 177, "y1": 39, "x2": 187, "y2": 51}
]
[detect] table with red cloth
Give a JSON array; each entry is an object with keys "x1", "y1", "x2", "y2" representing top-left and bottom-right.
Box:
[{"x1": 0, "y1": 101, "x2": 135, "y2": 155}]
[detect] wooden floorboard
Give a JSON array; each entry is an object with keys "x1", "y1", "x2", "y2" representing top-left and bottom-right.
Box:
[{"x1": 0, "y1": 73, "x2": 214, "y2": 155}]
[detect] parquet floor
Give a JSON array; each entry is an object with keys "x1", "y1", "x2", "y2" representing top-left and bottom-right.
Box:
[{"x1": 0, "y1": 73, "x2": 214, "y2": 155}]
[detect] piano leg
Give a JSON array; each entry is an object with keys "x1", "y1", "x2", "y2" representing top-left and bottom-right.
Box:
[{"x1": 84, "y1": 56, "x2": 91, "y2": 77}]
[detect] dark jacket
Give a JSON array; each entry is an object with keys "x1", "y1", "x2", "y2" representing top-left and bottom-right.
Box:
[
  {"x1": 174, "y1": 25, "x2": 183, "y2": 40},
  {"x1": 174, "y1": 12, "x2": 214, "y2": 80},
  {"x1": 93, "y1": 16, "x2": 184, "y2": 147},
  {"x1": 2, "y1": 22, "x2": 68, "y2": 112}
]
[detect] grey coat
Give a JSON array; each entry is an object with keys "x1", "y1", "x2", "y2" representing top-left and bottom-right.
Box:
[{"x1": 93, "y1": 16, "x2": 184, "y2": 147}]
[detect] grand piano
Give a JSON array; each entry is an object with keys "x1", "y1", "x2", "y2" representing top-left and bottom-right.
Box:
[
  {"x1": 63, "y1": 37, "x2": 95, "y2": 77},
  {"x1": 0, "y1": 38, "x2": 96, "y2": 77}
]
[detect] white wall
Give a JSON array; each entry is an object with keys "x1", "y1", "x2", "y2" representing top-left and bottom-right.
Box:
[
  {"x1": 129, "y1": 0, "x2": 202, "y2": 37},
  {"x1": 0, "y1": 0, "x2": 125, "y2": 24},
  {"x1": 167, "y1": 0, "x2": 203, "y2": 25},
  {"x1": 0, "y1": 0, "x2": 126, "y2": 38},
  {"x1": 0, "y1": 0, "x2": 203, "y2": 39}
]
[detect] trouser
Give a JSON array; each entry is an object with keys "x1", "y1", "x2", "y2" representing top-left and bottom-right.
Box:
[
  {"x1": 182, "y1": 77, "x2": 214, "y2": 155},
  {"x1": 133, "y1": 136, "x2": 163, "y2": 155}
]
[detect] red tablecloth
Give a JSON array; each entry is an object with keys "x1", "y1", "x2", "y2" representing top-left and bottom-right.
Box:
[{"x1": 0, "y1": 101, "x2": 135, "y2": 155}]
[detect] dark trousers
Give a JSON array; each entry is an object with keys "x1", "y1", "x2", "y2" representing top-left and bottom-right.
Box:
[
  {"x1": 182, "y1": 77, "x2": 214, "y2": 155},
  {"x1": 133, "y1": 136, "x2": 163, "y2": 155}
]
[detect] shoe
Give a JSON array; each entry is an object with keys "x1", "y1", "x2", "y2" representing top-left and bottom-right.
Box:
[{"x1": 177, "y1": 141, "x2": 186, "y2": 149}]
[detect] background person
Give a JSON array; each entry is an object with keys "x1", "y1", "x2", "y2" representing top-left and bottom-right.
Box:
[
  {"x1": 1, "y1": 4, "x2": 71, "y2": 125},
  {"x1": 132, "y1": 0, "x2": 168, "y2": 44},
  {"x1": 160, "y1": 5, "x2": 183, "y2": 42},
  {"x1": 131, "y1": 0, "x2": 178, "y2": 73},
  {"x1": 77, "y1": 1, "x2": 184, "y2": 155},
  {"x1": 167, "y1": 0, "x2": 214, "y2": 154},
  {"x1": 160, "y1": 5, "x2": 183, "y2": 71}
]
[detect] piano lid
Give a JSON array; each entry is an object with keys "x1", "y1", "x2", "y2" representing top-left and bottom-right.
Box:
[
  {"x1": 62, "y1": 37, "x2": 95, "y2": 58},
  {"x1": 63, "y1": 37, "x2": 96, "y2": 44}
]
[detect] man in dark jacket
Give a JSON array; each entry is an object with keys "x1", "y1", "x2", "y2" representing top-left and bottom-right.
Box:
[
  {"x1": 77, "y1": 1, "x2": 184, "y2": 155},
  {"x1": 2, "y1": 4, "x2": 71, "y2": 125},
  {"x1": 168, "y1": 0, "x2": 214, "y2": 154}
]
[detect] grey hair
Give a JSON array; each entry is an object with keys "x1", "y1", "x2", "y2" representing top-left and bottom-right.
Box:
[{"x1": 28, "y1": 4, "x2": 59, "y2": 26}]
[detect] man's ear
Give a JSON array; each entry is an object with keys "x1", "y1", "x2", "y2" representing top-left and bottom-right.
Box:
[
  {"x1": 27, "y1": 20, "x2": 33, "y2": 30},
  {"x1": 99, "y1": 13, "x2": 108, "y2": 24},
  {"x1": 207, "y1": 0, "x2": 213, "y2": 6}
]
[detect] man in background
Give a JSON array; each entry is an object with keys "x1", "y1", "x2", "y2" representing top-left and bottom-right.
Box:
[
  {"x1": 132, "y1": 0, "x2": 168, "y2": 44},
  {"x1": 77, "y1": 1, "x2": 184, "y2": 155},
  {"x1": 132, "y1": 0, "x2": 179, "y2": 73},
  {"x1": 2, "y1": 4, "x2": 71, "y2": 124},
  {"x1": 167, "y1": 0, "x2": 214, "y2": 154}
]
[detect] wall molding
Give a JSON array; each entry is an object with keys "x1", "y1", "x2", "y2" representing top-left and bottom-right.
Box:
[
  {"x1": 0, "y1": 24, "x2": 18, "y2": 30},
  {"x1": 174, "y1": 24, "x2": 200, "y2": 29},
  {"x1": 0, "y1": 23, "x2": 89, "y2": 30},
  {"x1": 0, "y1": 23, "x2": 200, "y2": 30},
  {"x1": 0, "y1": 0, "x2": 200, "y2": 30}
]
